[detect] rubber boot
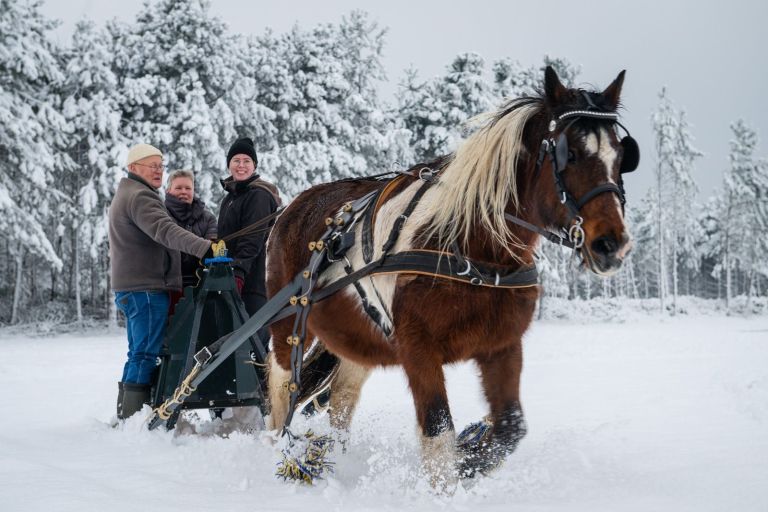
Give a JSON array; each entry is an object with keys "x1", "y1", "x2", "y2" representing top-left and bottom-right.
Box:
[
  {"x1": 118, "y1": 382, "x2": 151, "y2": 420},
  {"x1": 116, "y1": 381, "x2": 124, "y2": 418}
]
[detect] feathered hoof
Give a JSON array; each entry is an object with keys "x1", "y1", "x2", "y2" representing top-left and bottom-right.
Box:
[
  {"x1": 456, "y1": 447, "x2": 504, "y2": 479},
  {"x1": 455, "y1": 418, "x2": 502, "y2": 479},
  {"x1": 275, "y1": 429, "x2": 335, "y2": 484}
]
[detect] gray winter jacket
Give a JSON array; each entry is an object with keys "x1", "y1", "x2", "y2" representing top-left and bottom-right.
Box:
[{"x1": 109, "y1": 173, "x2": 211, "y2": 292}]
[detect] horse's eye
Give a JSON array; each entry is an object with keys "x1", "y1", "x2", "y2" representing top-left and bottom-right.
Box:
[{"x1": 567, "y1": 150, "x2": 576, "y2": 163}]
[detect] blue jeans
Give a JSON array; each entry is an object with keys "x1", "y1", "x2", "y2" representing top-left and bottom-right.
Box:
[{"x1": 115, "y1": 291, "x2": 170, "y2": 385}]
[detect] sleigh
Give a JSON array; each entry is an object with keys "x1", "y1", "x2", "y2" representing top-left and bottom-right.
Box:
[{"x1": 150, "y1": 258, "x2": 338, "y2": 430}]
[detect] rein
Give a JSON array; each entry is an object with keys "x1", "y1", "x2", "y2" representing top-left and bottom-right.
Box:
[{"x1": 219, "y1": 207, "x2": 285, "y2": 242}]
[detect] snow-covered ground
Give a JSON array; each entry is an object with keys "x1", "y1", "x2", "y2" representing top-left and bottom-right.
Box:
[{"x1": 1, "y1": 313, "x2": 767, "y2": 511}]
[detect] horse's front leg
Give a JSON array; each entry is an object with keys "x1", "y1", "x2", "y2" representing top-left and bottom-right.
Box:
[
  {"x1": 459, "y1": 342, "x2": 527, "y2": 478},
  {"x1": 401, "y1": 354, "x2": 458, "y2": 492}
]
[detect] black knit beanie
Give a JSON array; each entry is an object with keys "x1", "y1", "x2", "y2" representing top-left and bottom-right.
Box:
[{"x1": 226, "y1": 137, "x2": 258, "y2": 167}]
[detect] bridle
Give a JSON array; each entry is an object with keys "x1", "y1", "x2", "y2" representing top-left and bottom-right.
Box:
[{"x1": 506, "y1": 98, "x2": 640, "y2": 250}]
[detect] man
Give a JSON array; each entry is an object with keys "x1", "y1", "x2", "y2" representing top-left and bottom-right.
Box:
[{"x1": 109, "y1": 143, "x2": 215, "y2": 420}]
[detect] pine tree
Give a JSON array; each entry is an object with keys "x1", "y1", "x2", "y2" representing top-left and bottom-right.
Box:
[
  {"x1": 108, "y1": 0, "x2": 245, "y2": 204},
  {"x1": 493, "y1": 55, "x2": 580, "y2": 99},
  {"x1": 717, "y1": 120, "x2": 768, "y2": 311},
  {"x1": 396, "y1": 66, "x2": 447, "y2": 162},
  {"x1": 0, "y1": 0, "x2": 67, "y2": 323},
  {"x1": 253, "y1": 11, "x2": 410, "y2": 196},
  {"x1": 60, "y1": 20, "x2": 127, "y2": 322},
  {"x1": 399, "y1": 52, "x2": 495, "y2": 161}
]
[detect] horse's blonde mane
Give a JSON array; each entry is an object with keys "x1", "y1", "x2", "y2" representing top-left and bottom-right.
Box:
[{"x1": 421, "y1": 100, "x2": 541, "y2": 256}]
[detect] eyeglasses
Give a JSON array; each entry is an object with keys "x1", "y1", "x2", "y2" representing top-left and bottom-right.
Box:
[
  {"x1": 134, "y1": 163, "x2": 165, "y2": 172},
  {"x1": 231, "y1": 158, "x2": 254, "y2": 167}
]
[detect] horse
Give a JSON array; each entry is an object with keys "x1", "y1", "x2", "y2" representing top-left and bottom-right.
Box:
[{"x1": 264, "y1": 66, "x2": 637, "y2": 489}]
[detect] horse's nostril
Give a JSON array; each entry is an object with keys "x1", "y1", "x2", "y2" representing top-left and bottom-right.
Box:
[{"x1": 591, "y1": 236, "x2": 618, "y2": 257}]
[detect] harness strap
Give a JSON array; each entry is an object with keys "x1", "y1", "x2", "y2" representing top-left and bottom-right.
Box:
[
  {"x1": 343, "y1": 259, "x2": 392, "y2": 337},
  {"x1": 313, "y1": 250, "x2": 538, "y2": 303},
  {"x1": 575, "y1": 182, "x2": 623, "y2": 209},
  {"x1": 504, "y1": 213, "x2": 576, "y2": 249},
  {"x1": 380, "y1": 177, "x2": 434, "y2": 255}
]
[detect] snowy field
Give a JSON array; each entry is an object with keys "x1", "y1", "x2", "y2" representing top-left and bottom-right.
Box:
[{"x1": 1, "y1": 313, "x2": 767, "y2": 512}]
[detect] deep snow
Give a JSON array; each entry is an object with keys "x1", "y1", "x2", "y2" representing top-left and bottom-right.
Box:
[{"x1": 1, "y1": 313, "x2": 767, "y2": 511}]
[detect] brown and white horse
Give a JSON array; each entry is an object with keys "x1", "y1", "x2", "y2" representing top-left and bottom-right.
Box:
[{"x1": 265, "y1": 67, "x2": 635, "y2": 488}]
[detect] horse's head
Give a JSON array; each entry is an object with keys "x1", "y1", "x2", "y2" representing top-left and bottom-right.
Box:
[{"x1": 530, "y1": 67, "x2": 639, "y2": 276}]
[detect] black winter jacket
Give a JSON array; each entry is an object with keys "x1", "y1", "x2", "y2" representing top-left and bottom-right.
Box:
[
  {"x1": 165, "y1": 194, "x2": 217, "y2": 287},
  {"x1": 217, "y1": 174, "x2": 279, "y2": 299}
]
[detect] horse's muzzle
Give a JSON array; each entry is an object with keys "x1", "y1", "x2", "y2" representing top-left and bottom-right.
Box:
[{"x1": 586, "y1": 233, "x2": 631, "y2": 275}]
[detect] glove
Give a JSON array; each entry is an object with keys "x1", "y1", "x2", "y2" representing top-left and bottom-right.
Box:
[
  {"x1": 212, "y1": 240, "x2": 227, "y2": 258},
  {"x1": 234, "y1": 275, "x2": 244, "y2": 294}
]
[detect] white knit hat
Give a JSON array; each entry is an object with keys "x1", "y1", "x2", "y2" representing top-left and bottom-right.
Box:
[{"x1": 126, "y1": 143, "x2": 163, "y2": 166}]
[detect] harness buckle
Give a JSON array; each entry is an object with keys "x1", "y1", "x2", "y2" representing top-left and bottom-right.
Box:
[
  {"x1": 568, "y1": 216, "x2": 585, "y2": 249},
  {"x1": 470, "y1": 277, "x2": 483, "y2": 286},
  {"x1": 193, "y1": 346, "x2": 212, "y2": 366},
  {"x1": 457, "y1": 259, "x2": 472, "y2": 276},
  {"x1": 560, "y1": 191, "x2": 567, "y2": 204},
  {"x1": 418, "y1": 167, "x2": 434, "y2": 181}
]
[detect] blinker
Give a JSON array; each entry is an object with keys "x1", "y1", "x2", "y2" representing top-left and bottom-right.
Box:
[
  {"x1": 552, "y1": 121, "x2": 639, "y2": 174},
  {"x1": 619, "y1": 134, "x2": 639, "y2": 173},
  {"x1": 554, "y1": 132, "x2": 569, "y2": 173}
]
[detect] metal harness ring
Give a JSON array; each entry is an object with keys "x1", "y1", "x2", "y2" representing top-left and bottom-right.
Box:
[
  {"x1": 568, "y1": 217, "x2": 585, "y2": 249},
  {"x1": 457, "y1": 259, "x2": 472, "y2": 276}
]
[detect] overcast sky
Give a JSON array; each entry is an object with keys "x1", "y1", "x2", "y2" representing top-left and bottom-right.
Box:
[{"x1": 42, "y1": 0, "x2": 768, "y2": 201}]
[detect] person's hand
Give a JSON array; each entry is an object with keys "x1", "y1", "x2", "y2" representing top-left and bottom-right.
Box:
[{"x1": 212, "y1": 240, "x2": 227, "y2": 257}]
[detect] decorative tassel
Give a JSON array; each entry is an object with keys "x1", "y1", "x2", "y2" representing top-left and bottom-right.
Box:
[
  {"x1": 456, "y1": 418, "x2": 493, "y2": 451},
  {"x1": 275, "y1": 429, "x2": 335, "y2": 484}
]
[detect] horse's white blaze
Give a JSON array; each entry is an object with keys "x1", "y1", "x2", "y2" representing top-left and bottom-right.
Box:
[
  {"x1": 583, "y1": 128, "x2": 619, "y2": 182},
  {"x1": 584, "y1": 128, "x2": 625, "y2": 215}
]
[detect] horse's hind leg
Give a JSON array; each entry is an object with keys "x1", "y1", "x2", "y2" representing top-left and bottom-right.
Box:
[
  {"x1": 459, "y1": 343, "x2": 527, "y2": 478},
  {"x1": 328, "y1": 358, "x2": 371, "y2": 436}
]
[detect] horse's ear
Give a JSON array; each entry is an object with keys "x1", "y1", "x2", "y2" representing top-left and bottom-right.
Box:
[
  {"x1": 544, "y1": 66, "x2": 567, "y2": 104},
  {"x1": 602, "y1": 70, "x2": 626, "y2": 110}
]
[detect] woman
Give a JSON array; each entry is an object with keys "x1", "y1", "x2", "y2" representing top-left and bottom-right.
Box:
[
  {"x1": 165, "y1": 169, "x2": 217, "y2": 288},
  {"x1": 217, "y1": 137, "x2": 280, "y2": 317}
]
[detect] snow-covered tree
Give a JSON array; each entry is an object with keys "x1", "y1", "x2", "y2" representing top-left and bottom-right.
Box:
[
  {"x1": 253, "y1": 11, "x2": 411, "y2": 196},
  {"x1": 108, "y1": 0, "x2": 245, "y2": 204},
  {"x1": 493, "y1": 55, "x2": 580, "y2": 99},
  {"x1": 650, "y1": 88, "x2": 701, "y2": 313},
  {"x1": 59, "y1": 20, "x2": 127, "y2": 322},
  {"x1": 396, "y1": 67, "x2": 447, "y2": 162},
  {"x1": 0, "y1": 0, "x2": 67, "y2": 322},
  {"x1": 715, "y1": 120, "x2": 768, "y2": 310},
  {"x1": 398, "y1": 53, "x2": 495, "y2": 162}
]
